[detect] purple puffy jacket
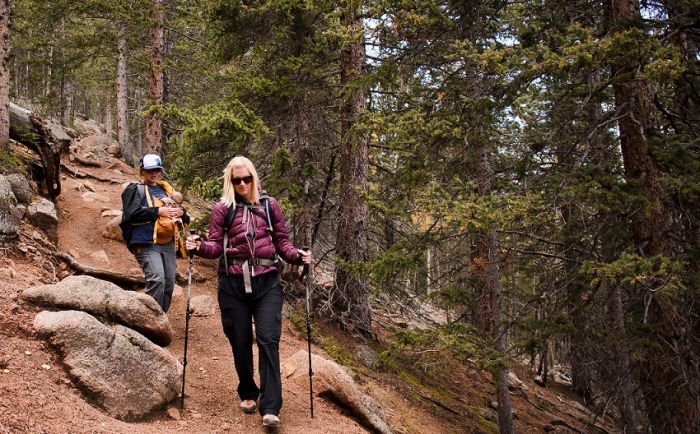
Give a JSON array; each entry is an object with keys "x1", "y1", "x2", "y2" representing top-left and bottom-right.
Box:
[{"x1": 196, "y1": 197, "x2": 301, "y2": 276}]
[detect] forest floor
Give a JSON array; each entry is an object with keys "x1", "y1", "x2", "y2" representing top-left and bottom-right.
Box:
[{"x1": 0, "y1": 132, "x2": 618, "y2": 433}]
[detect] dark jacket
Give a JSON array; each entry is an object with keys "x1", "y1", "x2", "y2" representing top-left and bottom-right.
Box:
[
  {"x1": 197, "y1": 197, "x2": 301, "y2": 275},
  {"x1": 121, "y1": 182, "x2": 190, "y2": 251}
]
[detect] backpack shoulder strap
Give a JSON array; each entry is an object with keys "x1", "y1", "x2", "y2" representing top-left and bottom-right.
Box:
[
  {"x1": 224, "y1": 204, "x2": 237, "y2": 235},
  {"x1": 260, "y1": 194, "x2": 273, "y2": 232},
  {"x1": 137, "y1": 184, "x2": 145, "y2": 201}
]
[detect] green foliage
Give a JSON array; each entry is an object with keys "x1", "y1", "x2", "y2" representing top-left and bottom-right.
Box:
[
  {"x1": 581, "y1": 254, "x2": 686, "y2": 303},
  {"x1": 9, "y1": 125, "x2": 40, "y2": 147},
  {"x1": 379, "y1": 324, "x2": 492, "y2": 375},
  {"x1": 167, "y1": 99, "x2": 269, "y2": 189},
  {"x1": 188, "y1": 176, "x2": 222, "y2": 202},
  {"x1": 319, "y1": 337, "x2": 357, "y2": 369},
  {"x1": 0, "y1": 150, "x2": 27, "y2": 175}
]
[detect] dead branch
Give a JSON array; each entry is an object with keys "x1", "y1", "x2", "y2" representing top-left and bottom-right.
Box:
[{"x1": 416, "y1": 391, "x2": 461, "y2": 415}]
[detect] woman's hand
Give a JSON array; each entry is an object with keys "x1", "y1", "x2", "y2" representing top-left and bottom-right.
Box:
[
  {"x1": 186, "y1": 235, "x2": 201, "y2": 252},
  {"x1": 158, "y1": 206, "x2": 183, "y2": 219},
  {"x1": 297, "y1": 249, "x2": 313, "y2": 264}
]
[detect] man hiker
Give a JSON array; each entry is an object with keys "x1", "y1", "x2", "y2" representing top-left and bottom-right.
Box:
[{"x1": 120, "y1": 154, "x2": 190, "y2": 313}]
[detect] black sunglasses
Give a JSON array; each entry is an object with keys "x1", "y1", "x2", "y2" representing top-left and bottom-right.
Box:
[
  {"x1": 232, "y1": 175, "x2": 253, "y2": 185},
  {"x1": 145, "y1": 168, "x2": 162, "y2": 174}
]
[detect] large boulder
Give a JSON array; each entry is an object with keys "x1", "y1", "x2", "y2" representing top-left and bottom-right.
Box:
[
  {"x1": 22, "y1": 275, "x2": 173, "y2": 346},
  {"x1": 282, "y1": 350, "x2": 393, "y2": 434},
  {"x1": 5, "y1": 173, "x2": 33, "y2": 204},
  {"x1": 27, "y1": 197, "x2": 58, "y2": 242},
  {"x1": 33, "y1": 310, "x2": 182, "y2": 420},
  {"x1": 102, "y1": 214, "x2": 124, "y2": 242},
  {"x1": 0, "y1": 176, "x2": 20, "y2": 238}
]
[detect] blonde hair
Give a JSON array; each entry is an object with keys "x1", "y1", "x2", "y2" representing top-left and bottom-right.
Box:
[{"x1": 221, "y1": 156, "x2": 260, "y2": 206}]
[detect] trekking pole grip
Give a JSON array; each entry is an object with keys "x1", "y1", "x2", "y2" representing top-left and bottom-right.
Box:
[{"x1": 300, "y1": 246, "x2": 310, "y2": 281}]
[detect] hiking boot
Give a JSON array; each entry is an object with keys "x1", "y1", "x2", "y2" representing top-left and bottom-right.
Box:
[
  {"x1": 262, "y1": 414, "x2": 280, "y2": 428},
  {"x1": 239, "y1": 399, "x2": 257, "y2": 414}
]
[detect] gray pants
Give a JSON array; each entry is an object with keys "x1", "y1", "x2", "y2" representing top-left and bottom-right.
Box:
[{"x1": 134, "y1": 241, "x2": 176, "y2": 313}]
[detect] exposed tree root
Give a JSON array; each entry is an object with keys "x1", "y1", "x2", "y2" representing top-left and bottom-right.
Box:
[
  {"x1": 32, "y1": 242, "x2": 144, "y2": 290},
  {"x1": 61, "y1": 163, "x2": 123, "y2": 184}
]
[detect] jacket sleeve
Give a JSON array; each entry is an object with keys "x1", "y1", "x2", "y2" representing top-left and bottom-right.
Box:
[
  {"x1": 196, "y1": 202, "x2": 225, "y2": 259},
  {"x1": 121, "y1": 183, "x2": 158, "y2": 224},
  {"x1": 268, "y1": 197, "x2": 302, "y2": 265}
]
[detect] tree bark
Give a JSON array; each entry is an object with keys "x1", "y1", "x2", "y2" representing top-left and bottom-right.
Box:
[
  {"x1": 472, "y1": 132, "x2": 514, "y2": 434},
  {"x1": 9, "y1": 103, "x2": 70, "y2": 199},
  {"x1": 610, "y1": 285, "x2": 639, "y2": 433},
  {"x1": 0, "y1": 0, "x2": 10, "y2": 151},
  {"x1": 144, "y1": 0, "x2": 165, "y2": 155},
  {"x1": 607, "y1": 0, "x2": 697, "y2": 430},
  {"x1": 105, "y1": 105, "x2": 113, "y2": 137},
  {"x1": 662, "y1": 0, "x2": 700, "y2": 127},
  {"x1": 293, "y1": 95, "x2": 311, "y2": 247},
  {"x1": 116, "y1": 22, "x2": 134, "y2": 165},
  {"x1": 334, "y1": 0, "x2": 372, "y2": 334}
]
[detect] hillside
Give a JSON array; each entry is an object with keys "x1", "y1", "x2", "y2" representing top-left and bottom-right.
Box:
[{"x1": 0, "y1": 131, "x2": 617, "y2": 434}]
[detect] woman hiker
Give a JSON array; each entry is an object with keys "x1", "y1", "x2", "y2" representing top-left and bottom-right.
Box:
[
  {"x1": 120, "y1": 153, "x2": 189, "y2": 313},
  {"x1": 186, "y1": 156, "x2": 312, "y2": 428}
]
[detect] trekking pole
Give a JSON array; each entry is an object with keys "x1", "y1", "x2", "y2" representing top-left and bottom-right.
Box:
[
  {"x1": 181, "y1": 228, "x2": 197, "y2": 409},
  {"x1": 300, "y1": 246, "x2": 314, "y2": 418}
]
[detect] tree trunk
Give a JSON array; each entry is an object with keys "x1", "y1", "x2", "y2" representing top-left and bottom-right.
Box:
[
  {"x1": 607, "y1": 0, "x2": 697, "y2": 430},
  {"x1": 0, "y1": 0, "x2": 9, "y2": 151},
  {"x1": 61, "y1": 81, "x2": 73, "y2": 127},
  {"x1": 144, "y1": 0, "x2": 165, "y2": 155},
  {"x1": 610, "y1": 285, "x2": 639, "y2": 433},
  {"x1": 662, "y1": 0, "x2": 700, "y2": 127},
  {"x1": 116, "y1": 22, "x2": 133, "y2": 165},
  {"x1": 293, "y1": 96, "x2": 311, "y2": 247},
  {"x1": 9, "y1": 103, "x2": 70, "y2": 199},
  {"x1": 472, "y1": 132, "x2": 514, "y2": 434},
  {"x1": 333, "y1": 0, "x2": 372, "y2": 334},
  {"x1": 105, "y1": 105, "x2": 113, "y2": 137}
]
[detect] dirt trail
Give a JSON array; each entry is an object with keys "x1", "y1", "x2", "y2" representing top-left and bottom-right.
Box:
[
  {"x1": 0, "y1": 133, "x2": 620, "y2": 434},
  {"x1": 0, "y1": 146, "x2": 448, "y2": 434}
]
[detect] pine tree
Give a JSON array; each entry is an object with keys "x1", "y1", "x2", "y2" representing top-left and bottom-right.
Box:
[{"x1": 0, "y1": 0, "x2": 9, "y2": 151}]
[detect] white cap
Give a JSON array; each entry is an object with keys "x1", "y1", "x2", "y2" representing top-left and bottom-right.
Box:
[{"x1": 140, "y1": 154, "x2": 163, "y2": 170}]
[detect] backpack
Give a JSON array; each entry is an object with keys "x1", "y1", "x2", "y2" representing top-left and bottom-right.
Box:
[{"x1": 220, "y1": 194, "x2": 275, "y2": 271}]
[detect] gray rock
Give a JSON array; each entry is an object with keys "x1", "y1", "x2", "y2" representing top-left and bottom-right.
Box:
[
  {"x1": 106, "y1": 144, "x2": 121, "y2": 157},
  {"x1": 33, "y1": 310, "x2": 181, "y2": 420},
  {"x1": 5, "y1": 173, "x2": 33, "y2": 204},
  {"x1": 507, "y1": 371, "x2": 527, "y2": 390},
  {"x1": 101, "y1": 209, "x2": 122, "y2": 218},
  {"x1": 0, "y1": 176, "x2": 20, "y2": 238},
  {"x1": 27, "y1": 198, "x2": 58, "y2": 242},
  {"x1": 102, "y1": 215, "x2": 124, "y2": 242},
  {"x1": 282, "y1": 350, "x2": 393, "y2": 434},
  {"x1": 81, "y1": 191, "x2": 109, "y2": 203},
  {"x1": 189, "y1": 295, "x2": 215, "y2": 316},
  {"x1": 22, "y1": 275, "x2": 173, "y2": 346},
  {"x1": 14, "y1": 204, "x2": 27, "y2": 220},
  {"x1": 353, "y1": 344, "x2": 378, "y2": 370},
  {"x1": 89, "y1": 250, "x2": 110, "y2": 263}
]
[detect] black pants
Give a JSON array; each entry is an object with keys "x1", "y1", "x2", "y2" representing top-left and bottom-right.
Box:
[{"x1": 219, "y1": 283, "x2": 283, "y2": 416}]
